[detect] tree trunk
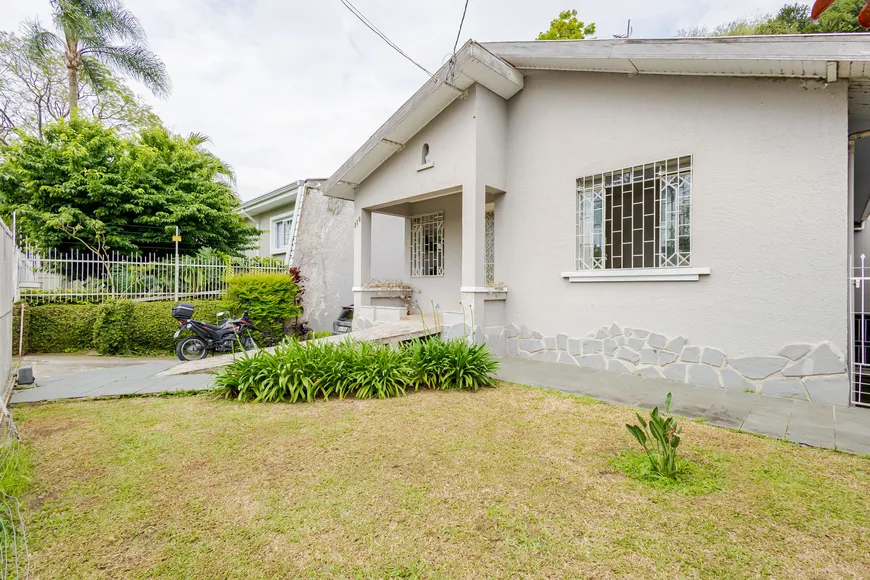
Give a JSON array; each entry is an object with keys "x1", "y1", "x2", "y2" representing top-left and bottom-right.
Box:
[{"x1": 67, "y1": 64, "x2": 78, "y2": 120}]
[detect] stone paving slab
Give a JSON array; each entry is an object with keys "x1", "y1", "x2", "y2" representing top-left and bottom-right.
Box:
[
  {"x1": 496, "y1": 357, "x2": 870, "y2": 455},
  {"x1": 11, "y1": 361, "x2": 213, "y2": 403}
]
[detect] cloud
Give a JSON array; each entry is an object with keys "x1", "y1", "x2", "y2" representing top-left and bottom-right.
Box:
[{"x1": 0, "y1": 0, "x2": 788, "y2": 199}]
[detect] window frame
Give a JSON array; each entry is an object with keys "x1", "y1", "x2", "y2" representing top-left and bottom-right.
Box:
[
  {"x1": 409, "y1": 211, "x2": 445, "y2": 278},
  {"x1": 269, "y1": 210, "x2": 295, "y2": 255},
  {"x1": 574, "y1": 155, "x2": 693, "y2": 272}
]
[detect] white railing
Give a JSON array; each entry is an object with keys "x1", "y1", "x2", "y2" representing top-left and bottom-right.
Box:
[{"x1": 16, "y1": 243, "x2": 287, "y2": 304}]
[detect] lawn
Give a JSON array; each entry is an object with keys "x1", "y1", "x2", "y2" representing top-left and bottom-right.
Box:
[{"x1": 14, "y1": 384, "x2": 870, "y2": 578}]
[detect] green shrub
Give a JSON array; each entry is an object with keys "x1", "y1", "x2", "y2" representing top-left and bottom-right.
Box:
[
  {"x1": 93, "y1": 301, "x2": 135, "y2": 355},
  {"x1": 625, "y1": 393, "x2": 685, "y2": 480},
  {"x1": 26, "y1": 303, "x2": 99, "y2": 353},
  {"x1": 214, "y1": 337, "x2": 498, "y2": 403},
  {"x1": 405, "y1": 338, "x2": 499, "y2": 391},
  {"x1": 11, "y1": 303, "x2": 29, "y2": 355},
  {"x1": 225, "y1": 272, "x2": 301, "y2": 335},
  {"x1": 14, "y1": 300, "x2": 227, "y2": 355}
]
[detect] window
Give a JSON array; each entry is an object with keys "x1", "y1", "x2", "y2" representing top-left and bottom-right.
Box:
[
  {"x1": 271, "y1": 213, "x2": 294, "y2": 253},
  {"x1": 575, "y1": 156, "x2": 692, "y2": 271},
  {"x1": 410, "y1": 211, "x2": 444, "y2": 277}
]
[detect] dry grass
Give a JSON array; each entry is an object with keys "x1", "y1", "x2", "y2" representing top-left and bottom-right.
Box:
[{"x1": 13, "y1": 384, "x2": 870, "y2": 579}]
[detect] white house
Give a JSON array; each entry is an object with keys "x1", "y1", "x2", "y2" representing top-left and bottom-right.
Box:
[
  {"x1": 322, "y1": 35, "x2": 870, "y2": 408},
  {"x1": 240, "y1": 179, "x2": 405, "y2": 331}
]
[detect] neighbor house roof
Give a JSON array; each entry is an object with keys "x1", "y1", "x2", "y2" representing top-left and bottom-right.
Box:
[
  {"x1": 323, "y1": 34, "x2": 870, "y2": 200},
  {"x1": 240, "y1": 178, "x2": 326, "y2": 216}
]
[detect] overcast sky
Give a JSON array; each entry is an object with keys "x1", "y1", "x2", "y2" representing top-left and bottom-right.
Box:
[{"x1": 1, "y1": 0, "x2": 788, "y2": 200}]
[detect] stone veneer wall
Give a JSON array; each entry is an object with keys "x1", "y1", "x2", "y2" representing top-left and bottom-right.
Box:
[
  {"x1": 446, "y1": 321, "x2": 850, "y2": 407},
  {"x1": 354, "y1": 317, "x2": 850, "y2": 406}
]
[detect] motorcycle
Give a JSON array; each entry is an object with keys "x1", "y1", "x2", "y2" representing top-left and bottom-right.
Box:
[{"x1": 172, "y1": 302, "x2": 262, "y2": 361}]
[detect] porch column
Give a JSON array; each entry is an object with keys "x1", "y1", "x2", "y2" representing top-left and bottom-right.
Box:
[
  {"x1": 461, "y1": 181, "x2": 487, "y2": 341},
  {"x1": 353, "y1": 209, "x2": 372, "y2": 327}
]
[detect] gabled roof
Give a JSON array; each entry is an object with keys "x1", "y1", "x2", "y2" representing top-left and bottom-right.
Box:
[
  {"x1": 323, "y1": 34, "x2": 870, "y2": 200},
  {"x1": 241, "y1": 178, "x2": 325, "y2": 215},
  {"x1": 322, "y1": 41, "x2": 523, "y2": 200}
]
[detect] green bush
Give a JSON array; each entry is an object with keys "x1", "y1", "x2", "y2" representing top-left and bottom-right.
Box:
[
  {"x1": 93, "y1": 301, "x2": 134, "y2": 355},
  {"x1": 225, "y1": 272, "x2": 301, "y2": 335},
  {"x1": 11, "y1": 304, "x2": 29, "y2": 355},
  {"x1": 26, "y1": 304, "x2": 99, "y2": 353},
  {"x1": 213, "y1": 337, "x2": 499, "y2": 403},
  {"x1": 14, "y1": 300, "x2": 227, "y2": 355}
]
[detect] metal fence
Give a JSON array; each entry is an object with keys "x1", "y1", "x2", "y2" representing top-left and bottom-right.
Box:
[
  {"x1": 16, "y1": 243, "x2": 287, "y2": 304},
  {"x1": 851, "y1": 254, "x2": 870, "y2": 407}
]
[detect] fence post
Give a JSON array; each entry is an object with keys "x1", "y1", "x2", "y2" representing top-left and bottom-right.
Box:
[{"x1": 174, "y1": 226, "x2": 180, "y2": 302}]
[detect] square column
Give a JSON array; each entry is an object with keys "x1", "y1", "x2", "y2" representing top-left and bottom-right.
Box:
[
  {"x1": 461, "y1": 181, "x2": 487, "y2": 343},
  {"x1": 353, "y1": 209, "x2": 372, "y2": 322}
]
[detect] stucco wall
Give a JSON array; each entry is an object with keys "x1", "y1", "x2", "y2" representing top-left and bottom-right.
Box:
[
  {"x1": 501, "y1": 71, "x2": 849, "y2": 357},
  {"x1": 353, "y1": 88, "x2": 476, "y2": 210},
  {"x1": 293, "y1": 189, "x2": 352, "y2": 332},
  {"x1": 371, "y1": 213, "x2": 406, "y2": 280}
]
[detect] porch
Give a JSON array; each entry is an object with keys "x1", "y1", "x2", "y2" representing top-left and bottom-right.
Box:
[{"x1": 352, "y1": 186, "x2": 507, "y2": 334}]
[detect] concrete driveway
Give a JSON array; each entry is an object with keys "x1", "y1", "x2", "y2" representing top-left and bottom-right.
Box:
[{"x1": 11, "y1": 354, "x2": 213, "y2": 404}]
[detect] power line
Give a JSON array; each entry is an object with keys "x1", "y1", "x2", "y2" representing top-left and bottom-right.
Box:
[
  {"x1": 452, "y1": 0, "x2": 470, "y2": 55},
  {"x1": 340, "y1": 0, "x2": 434, "y2": 77}
]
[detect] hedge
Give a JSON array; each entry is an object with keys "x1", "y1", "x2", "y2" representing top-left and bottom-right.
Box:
[{"x1": 13, "y1": 300, "x2": 228, "y2": 355}]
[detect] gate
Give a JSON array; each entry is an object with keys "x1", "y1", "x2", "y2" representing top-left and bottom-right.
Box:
[{"x1": 851, "y1": 254, "x2": 870, "y2": 407}]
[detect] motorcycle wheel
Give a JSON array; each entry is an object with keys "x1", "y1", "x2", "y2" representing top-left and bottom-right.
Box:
[
  {"x1": 241, "y1": 333, "x2": 258, "y2": 352},
  {"x1": 176, "y1": 337, "x2": 209, "y2": 361}
]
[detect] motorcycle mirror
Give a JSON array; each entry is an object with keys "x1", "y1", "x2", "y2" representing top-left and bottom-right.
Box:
[{"x1": 217, "y1": 311, "x2": 227, "y2": 317}]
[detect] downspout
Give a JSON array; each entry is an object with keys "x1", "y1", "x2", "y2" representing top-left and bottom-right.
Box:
[
  {"x1": 847, "y1": 129, "x2": 870, "y2": 405},
  {"x1": 286, "y1": 180, "x2": 307, "y2": 267}
]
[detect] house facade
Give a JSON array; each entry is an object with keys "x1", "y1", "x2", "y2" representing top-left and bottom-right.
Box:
[
  {"x1": 241, "y1": 179, "x2": 405, "y2": 331},
  {"x1": 323, "y1": 36, "x2": 870, "y2": 408}
]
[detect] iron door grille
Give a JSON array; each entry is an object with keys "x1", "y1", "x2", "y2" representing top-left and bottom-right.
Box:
[{"x1": 410, "y1": 212, "x2": 444, "y2": 277}]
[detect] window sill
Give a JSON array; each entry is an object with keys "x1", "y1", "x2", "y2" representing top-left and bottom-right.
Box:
[
  {"x1": 561, "y1": 267, "x2": 711, "y2": 283},
  {"x1": 416, "y1": 162, "x2": 434, "y2": 172},
  {"x1": 270, "y1": 247, "x2": 288, "y2": 255}
]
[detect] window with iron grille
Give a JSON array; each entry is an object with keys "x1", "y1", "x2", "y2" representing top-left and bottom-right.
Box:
[
  {"x1": 410, "y1": 212, "x2": 444, "y2": 277},
  {"x1": 575, "y1": 156, "x2": 692, "y2": 271},
  {"x1": 484, "y1": 209, "x2": 495, "y2": 286}
]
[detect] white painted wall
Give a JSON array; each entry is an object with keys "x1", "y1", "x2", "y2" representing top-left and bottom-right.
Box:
[
  {"x1": 351, "y1": 71, "x2": 850, "y2": 359},
  {"x1": 371, "y1": 213, "x2": 406, "y2": 281},
  {"x1": 501, "y1": 71, "x2": 849, "y2": 357}
]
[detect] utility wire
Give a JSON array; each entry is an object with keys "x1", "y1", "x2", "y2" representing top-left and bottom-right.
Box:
[
  {"x1": 452, "y1": 0, "x2": 470, "y2": 56},
  {"x1": 340, "y1": 0, "x2": 434, "y2": 77}
]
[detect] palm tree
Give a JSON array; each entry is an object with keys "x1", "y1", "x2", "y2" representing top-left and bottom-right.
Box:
[{"x1": 24, "y1": 0, "x2": 170, "y2": 118}]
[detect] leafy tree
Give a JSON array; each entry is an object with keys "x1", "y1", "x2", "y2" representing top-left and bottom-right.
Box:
[
  {"x1": 537, "y1": 10, "x2": 596, "y2": 40},
  {"x1": 23, "y1": 0, "x2": 170, "y2": 118},
  {"x1": 0, "y1": 30, "x2": 158, "y2": 144},
  {"x1": 0, "y1": 119, "x2": 259, "y2": 256},
  {"x1": 678, "y1": 1, "x2": 868, "y2": 36}
]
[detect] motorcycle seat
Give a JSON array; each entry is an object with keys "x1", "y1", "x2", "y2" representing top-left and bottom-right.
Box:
[{"x1": 198, "y1": 322, "x2": 226, "y2": 331}]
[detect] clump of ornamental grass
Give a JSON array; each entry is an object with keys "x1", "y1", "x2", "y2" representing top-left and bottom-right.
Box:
[{"x1": 213, "y1": 336, "x2": 499, "y2": 403}]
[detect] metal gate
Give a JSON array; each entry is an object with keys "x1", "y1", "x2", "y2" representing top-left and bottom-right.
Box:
[{"x1": 851, "y1": 253, "x2": 870, "y2": 407}]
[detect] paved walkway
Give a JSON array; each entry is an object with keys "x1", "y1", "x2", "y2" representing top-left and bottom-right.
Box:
[
  {"x1": 157, "y1": 315, "x2": 442, "y2": 377},
  {"x1": 496, "y1": 357, "x2": 870, "y2": 456},
  {"x1": 11, "y1": 360, "x2": 212, "y2": 404}
]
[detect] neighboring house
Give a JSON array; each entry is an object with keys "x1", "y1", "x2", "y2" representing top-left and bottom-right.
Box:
[
  {"x1": 323, "y1": 35, "x2": 870, "y2": 408},
  {"x1": 240, "y1": 179, "x2": 404, "y2": 332}
]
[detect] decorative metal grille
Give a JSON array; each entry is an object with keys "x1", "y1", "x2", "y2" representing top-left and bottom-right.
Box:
[
  {"x1": 410, "y1": 211, "x2": 444, "y2": 277},
  {"x1": 485, "y1": 209, "x2": 495, "y2": 286},
  {"x1": 576, "y1": 156, "x2": 692, "y2": 271}
]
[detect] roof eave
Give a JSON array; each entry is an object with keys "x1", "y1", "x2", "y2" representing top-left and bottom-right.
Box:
[{"x1": 322, "y1": 41, "x2": 523, "y2": 200}]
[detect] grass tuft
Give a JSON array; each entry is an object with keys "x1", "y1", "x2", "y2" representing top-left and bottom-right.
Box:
[{"x1": 610, "y1": 449, "x2": 725, "y2": 496}]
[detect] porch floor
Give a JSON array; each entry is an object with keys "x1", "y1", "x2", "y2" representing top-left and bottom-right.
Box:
[{"x1": 496, "y1": 357, "x2": 870, "y2": 456}]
